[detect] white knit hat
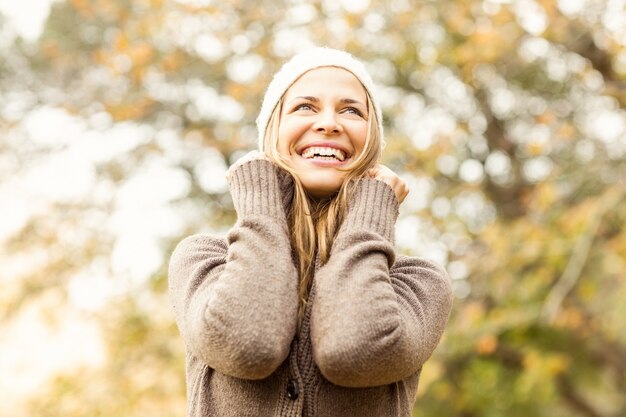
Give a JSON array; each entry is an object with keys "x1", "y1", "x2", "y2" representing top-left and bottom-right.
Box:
[{"x1": 256, "y1": 47, "x2": 384, "y2": 151}]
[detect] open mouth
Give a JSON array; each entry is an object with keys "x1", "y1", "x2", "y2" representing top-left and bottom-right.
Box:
[{"x1": 300, "y1": 146, "x2": 348, "y2": 162}]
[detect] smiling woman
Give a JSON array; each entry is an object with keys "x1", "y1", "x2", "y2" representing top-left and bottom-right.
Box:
[
  {"x1": 168, "y1": 47, "x2": 453, "y2": 417},
  {"x1": 277, "y1": 66, "x2": 369, "y2": 199}
]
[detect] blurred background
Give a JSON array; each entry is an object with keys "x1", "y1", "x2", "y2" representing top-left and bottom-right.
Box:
[{"x1": 1, "y1": 0, "x2": 625, "y2": 416}]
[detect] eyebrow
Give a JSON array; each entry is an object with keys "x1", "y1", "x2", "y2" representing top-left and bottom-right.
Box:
[{"x1": 288, "y1": 96, "x2": 367, "y2": 108}]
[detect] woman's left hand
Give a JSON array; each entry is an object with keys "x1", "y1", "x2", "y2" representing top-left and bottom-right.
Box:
[{"x1": 367, "y1": 164, "x2": 409, "y2": 204}]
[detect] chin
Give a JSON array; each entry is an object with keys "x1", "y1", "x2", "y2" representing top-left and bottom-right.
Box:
[{"x1": 299, "y1": 174, "x2": 344, "y2": 200}]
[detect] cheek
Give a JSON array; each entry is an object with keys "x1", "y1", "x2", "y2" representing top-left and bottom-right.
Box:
[
  {"x1": 352, "y1": 126, "x2": 369, "y2": 155},
  {"x1": 277, "y1": 120, "x2": 302, "y2": 155},
  {"x1": 276, "y1": 127, "x2": 291, "y2": 156}
]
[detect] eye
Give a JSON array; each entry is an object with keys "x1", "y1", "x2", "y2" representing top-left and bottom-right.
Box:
[
  {"x1": 294, "y1": 103, "x2": 315, "y2": 112},
  {"x1": 343, "y1": 107, "x2": 365, "y2": 117}
]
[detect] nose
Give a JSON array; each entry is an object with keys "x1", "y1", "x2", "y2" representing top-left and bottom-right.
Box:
[{"x1": 312, "y1": 110, "x2": 343, "y2": 135}]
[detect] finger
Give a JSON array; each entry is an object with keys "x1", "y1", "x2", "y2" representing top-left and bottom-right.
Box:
[{"x1": 401, "y1": 187, "x2": 410, "y2": 203}]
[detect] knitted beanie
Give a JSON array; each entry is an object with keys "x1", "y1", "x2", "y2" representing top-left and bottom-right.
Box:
[{"x1": 256, "y1": 47, "x2": 384, "y2": 151}]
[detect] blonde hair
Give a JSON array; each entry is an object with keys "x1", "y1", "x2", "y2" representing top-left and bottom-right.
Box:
[{"x1": 263, "y1": 92, "x2": 382, "y2": 323}]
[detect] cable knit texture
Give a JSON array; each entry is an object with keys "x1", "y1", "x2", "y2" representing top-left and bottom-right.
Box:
[{"x1": 168, "y1": 159, "x2": 453, "y2": 417}]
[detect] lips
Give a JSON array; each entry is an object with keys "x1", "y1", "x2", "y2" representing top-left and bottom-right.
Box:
[
  {"x1": 297, "y1": 142, "x2": 352, "y2": 162},
  {"x1": 301, "y1": 146, "x2": 346, "y2": 161}
]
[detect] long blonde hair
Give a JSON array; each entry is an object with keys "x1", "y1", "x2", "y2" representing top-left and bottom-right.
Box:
[{"x1": 263, "y1": 91, "x2": 382, "y2": 322}]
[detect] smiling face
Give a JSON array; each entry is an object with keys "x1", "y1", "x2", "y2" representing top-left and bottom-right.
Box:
[{"x1": 277, "y1": 67, "x2": 369, "y2": 199}]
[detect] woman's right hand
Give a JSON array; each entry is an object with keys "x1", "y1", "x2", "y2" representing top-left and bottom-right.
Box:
[
  {"x1": 226, "y1": 150, "x2": 269, "y2": 182},
  {"x1": 226, "y1": 149, "x2": 294, "y2": 216}
]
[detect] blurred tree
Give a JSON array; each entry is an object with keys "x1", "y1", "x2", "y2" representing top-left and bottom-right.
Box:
[{"x1": 1, "y1": 0, "x2": 624, "y2": 416}]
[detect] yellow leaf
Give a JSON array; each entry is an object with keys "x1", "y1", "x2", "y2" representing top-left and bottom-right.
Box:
[
  {"x1": 476, "y1": 334, "x2": 498, "y2": 355},
  {"x1": 545, "y1": 354, "x2": 570, "y2": 375},
  {"x1": 161, "y1": 52, "x2": 184, "y2": 73},
  {"x1": 115, "y1": 33, "x2": 129, "y2": 52},
  {"x1": 129, "y1": 43, "x2": 154, "y2": 67}
]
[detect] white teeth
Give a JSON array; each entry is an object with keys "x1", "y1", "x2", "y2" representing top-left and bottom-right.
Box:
[{"x1": 301, "y1": 146, "x2": 346, "y2": 161}]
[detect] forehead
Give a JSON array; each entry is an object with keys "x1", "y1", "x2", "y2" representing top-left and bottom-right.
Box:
[{"x1": 283, "y1": 67, "x2": 367, "y2": 101}]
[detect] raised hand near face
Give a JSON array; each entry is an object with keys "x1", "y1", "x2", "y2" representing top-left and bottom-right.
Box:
[{"x1": 366, "y1": 164, "x2": 409, "y2": 205}]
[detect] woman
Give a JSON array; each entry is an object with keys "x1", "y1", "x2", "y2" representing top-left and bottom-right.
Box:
[{"x1": 168, "y1": 47, "x2": 453, "y2": 417}]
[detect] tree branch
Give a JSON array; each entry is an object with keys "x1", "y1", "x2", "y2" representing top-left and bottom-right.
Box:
[
  {"x1": 541, "y1": 187, "x2": 625, "y2": 324},
  {"x1": 557, "y1": 375, "x2": 605, "y2": 417}
]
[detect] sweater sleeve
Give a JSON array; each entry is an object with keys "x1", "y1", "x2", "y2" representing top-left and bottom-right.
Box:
[
  {"x1": 168, "y1": 159, "x2": 299, "y2": 380},
  {"x1": 310, "y1": 178, "x2": 453, "y2": 388}
]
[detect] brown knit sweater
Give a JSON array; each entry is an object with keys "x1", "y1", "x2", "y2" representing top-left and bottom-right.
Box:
[{"x1": 168, "y1": 159, "x2": 453, "y2": 417}]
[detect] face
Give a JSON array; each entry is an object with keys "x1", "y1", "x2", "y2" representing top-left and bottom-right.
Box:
[{"x1": 277, "y1": 67, "x2": 369, "y2": 199}]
